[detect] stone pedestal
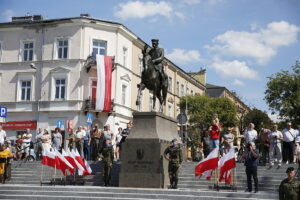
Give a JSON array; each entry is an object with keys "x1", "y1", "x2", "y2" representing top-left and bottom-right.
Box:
[{"x1": 119, "y1": 112, "x2": 180, "y2": 188}]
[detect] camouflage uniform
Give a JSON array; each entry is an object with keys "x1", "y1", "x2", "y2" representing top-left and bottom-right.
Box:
[
  {"x1": 279, "y1": 177, "x2": 300, "y2": 200},
  {"x1": 164, "y1": 145, "x2": 182, "y2": 189},
  {"x1": 67, "y1": 133, "x2": 76, "y2": 151},
  {"x1": 101, "y1": 144, "x2": 114, "y2": 186}
]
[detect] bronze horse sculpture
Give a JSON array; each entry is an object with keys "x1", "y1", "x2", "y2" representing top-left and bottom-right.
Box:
[{"x1": 136, "y1": 46, "x2": 168, "y2": 112}]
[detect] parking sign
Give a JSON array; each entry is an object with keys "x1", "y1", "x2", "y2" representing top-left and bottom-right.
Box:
[{"x1": 0, "y1": 107, "x2": 7, "y2": 118}]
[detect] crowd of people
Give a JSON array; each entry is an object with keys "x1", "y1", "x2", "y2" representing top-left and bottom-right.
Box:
[{"x1": 0, "y1": 122, "x2": 133, "y2": 185}]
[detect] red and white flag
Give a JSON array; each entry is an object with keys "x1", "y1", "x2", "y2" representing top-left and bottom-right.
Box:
[
  {"x1": 219, "y1": 148, "x2": 236, "y2": 184},
  {"x1": 62, "y1": 149, "x2": 84, "y2": 172},
  {"x1": 83, "y1": 159, "x2": 92, "y2": 175},
  {"x1": 42, "y1": 149, "x2": 57, "y2": 168},
  {"x1": 72, "y1": 149, "x2": 87, "y2": 175},
  {"x1": 54, "y1": 149, "x2": 74, "y2": 176},
  {"x1": 96, "y1": 55, "x2": 112, "y2": 112},
  {"x1": 195, "y1": 148, "x2": 218, "y2": 179}
]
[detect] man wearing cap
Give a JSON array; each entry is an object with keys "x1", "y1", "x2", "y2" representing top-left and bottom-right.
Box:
[
  {"x1": 146, "y1": 39, "x2": 168, "y2": 88},
  {"x1": 279, "y1": 167, "x2": 300, "y2": 200},
  {"x1": 101, "y1": 139, "x2": 114, "y2": 186},
  {"x1": 164, "y1": 138, "x2": 182, "y2": 189}
]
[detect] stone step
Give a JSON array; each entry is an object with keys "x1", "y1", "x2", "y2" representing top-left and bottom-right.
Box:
[{"x1": 0, "y1": 185, "x2": 278, "y2": 200}]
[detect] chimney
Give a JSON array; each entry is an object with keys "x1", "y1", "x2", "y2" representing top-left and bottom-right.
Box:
[{"x1": 80, "y1": 14, "x2": 91, "y2": 18}]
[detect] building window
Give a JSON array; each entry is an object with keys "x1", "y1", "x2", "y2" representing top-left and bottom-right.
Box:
[
  {"x1": 138, "y1": 57, "x2": 143, "y2": 75},
  {"x1": 137, "y1": 93, "x2": 143, "y2": 111},
  {"x1": 0, "y1": 42, "x2": 2, "y2": 62},
  {"x1": 123, "y1": 47, "x2": 128, "y2": 67},
  {"x1": 191, "y1": 90, "x2": 194, "y2": 95},
  {"x1": 149, "y1": 95, "x2": 154, "y2": 111},
  {"x1": 176, "y1": 105, "x2": 180, "y2": 117},
  {"x1": 181, "y1": 84, "x2": 185, "y2": 97},
  {"x1": 23, "y1": 41, "x2": 34, "y2": 61},
  {"x1": 57, "y1": 39, "x2": 68, "y2": 59},
  {"x1": 92, "y1": 40, "x2": 107, "y2": 57},
  {"x1": 168, "y1": 77, "x2": 172, "y2": 93},
  {"x1": 55, "y1": 79, "x2": 66, "y2": 99},
  {"x1": 176, "y1": 81, "x2": 179, "y2": 96},
  {"x1": 121, "y1": 84, "x2": 127, "y2": 105},
  {"x1": 168, "y1": 102, "x2": 173, "y2": 117},
  {"x1": 20, "y1": 80, "x2": 31, "y2": 101}
]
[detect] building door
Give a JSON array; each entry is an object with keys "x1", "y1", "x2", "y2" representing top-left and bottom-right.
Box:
[{"x1": 91, "y1": 80, "x2": 97, "y2": 109}]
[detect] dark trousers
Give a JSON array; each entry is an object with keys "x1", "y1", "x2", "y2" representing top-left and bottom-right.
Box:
[
  {"x1": 168, "y1": 161, "x2": 180, "y2": 187},
  {"x1": 83, "y1": 140, "x2": 91, "y2": 161},
  {"x1": 102, "y1": 161, "x2": 112, "y2": 185},
  {"x1": 282, "y1": 141, "x2": 294, "y2": 163},
  {"x1": 246, "y1": 166, "x2": 258, "y2": 191}
]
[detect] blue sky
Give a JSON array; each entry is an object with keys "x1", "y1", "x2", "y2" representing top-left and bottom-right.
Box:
[{"x1": 1, "y1": 0, "x2": 300, "y2": 119}]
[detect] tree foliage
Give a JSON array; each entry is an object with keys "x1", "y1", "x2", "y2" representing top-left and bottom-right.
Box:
[
  {"x1": 265, "y1": 61, "x2": 300, "y2": 122},
  {"x1": 243, "y1": 108, "x2": 273, "y2": 131},
  {"x1": 180, "y1": 94, "x2": 238, "y2": 129}
]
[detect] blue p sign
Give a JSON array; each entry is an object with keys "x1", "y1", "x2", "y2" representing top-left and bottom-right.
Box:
[
  {"x1": 57, "y1": 120, "x2": 63, "y2": 129},
  {"x1": 0, "y1": 107, "x2": 7, "y2": 118}
]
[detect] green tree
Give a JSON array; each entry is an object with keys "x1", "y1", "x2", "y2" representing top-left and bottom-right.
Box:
[
  {"x1": 180, "y1": 94, "x2": 238, "y2": 129},
  {"x1": 243, "y1": 108, "x2": 273, "y2": 131},
  {"x1": 265, "y1": 61, "x2": 300, "y2": 123}
]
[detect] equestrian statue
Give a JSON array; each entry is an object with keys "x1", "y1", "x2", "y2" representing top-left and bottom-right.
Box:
[{"x1": 136, "y1": 39, "x2": 168, "y2": 112}]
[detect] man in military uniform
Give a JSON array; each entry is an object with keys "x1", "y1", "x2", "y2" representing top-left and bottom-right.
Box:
[
  {"x1": 101, "y1": 139, "x2": 114, "y2": 186},
  {"x1": 279, "y1": 167, "x2": 300, "y2": 200},
  {"x1": 147, "y1": 39, "x2": 168, "y2": 88},
  {"x1": 164, "y1": 138, "x2": 182, "y2": 189}
]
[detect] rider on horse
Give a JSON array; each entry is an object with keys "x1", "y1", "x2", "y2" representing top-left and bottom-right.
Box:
[{"x1": 145, "y1": 39, "x2": 168, "y2": 88}]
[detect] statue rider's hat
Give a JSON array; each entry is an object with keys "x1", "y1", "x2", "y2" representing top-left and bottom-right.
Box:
[{"x1": 151, "y1": 39, "x2": 159, "y2": 43}]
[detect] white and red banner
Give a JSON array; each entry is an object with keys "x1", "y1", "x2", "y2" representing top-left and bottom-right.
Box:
[
  {"x1": 195, "y1": 148, "x2": 218, "y2": 179},
  {"x1": 96, "y1": 55, "x2": 112, "y2": 112},
  {"x1": 219, "y1": 148, "x2": 236, "y2": 184},
  {"x1": 54, "y1": 149, "x2": 74, "y2": 176}
]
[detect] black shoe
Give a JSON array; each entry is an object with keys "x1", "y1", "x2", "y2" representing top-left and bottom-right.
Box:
[
  {"x1": 254, "y1": 189, "x2": 258, "y2": 193},
  {"x1": 245, "y1": 189, "x2": 252, "y2": 192}
]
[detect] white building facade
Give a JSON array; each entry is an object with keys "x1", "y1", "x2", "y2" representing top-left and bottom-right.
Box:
[{"x1": 0, "y1": 15, "x2": 206, "y2": 139}]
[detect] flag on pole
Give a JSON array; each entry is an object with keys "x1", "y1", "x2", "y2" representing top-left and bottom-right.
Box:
[
  {"x1": 83, "y1": 159, "x2": 92, "y2": 175},
  {"x1": 54, "y1": 149, "x2": 74, "y2": 176},
  {"x1": 219, "y1": 148, "x2": 236, "y2": 184},
  {"x1": 65, "y1": 149, "x2": 85, "y2": 173},
  {"x1": 96, "y1": 55, "x2": 113, "y2": 112},
  {"x1": 72, "y1": 149, "x2": 87, "y2": 175},
  {"x1": 195, "y1": 148, "x2": 219, "y2": 179},
  {"x1": 41, "y1": 149, "x2": 57, "y2": 168}
]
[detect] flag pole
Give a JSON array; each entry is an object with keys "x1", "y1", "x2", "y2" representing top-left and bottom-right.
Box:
[
  {"x1": 40, "y1": 164, "x2": 44, "y2": 186},
  {"x1": 215, "y1": 150, "x2": 219, "y2": 191}
]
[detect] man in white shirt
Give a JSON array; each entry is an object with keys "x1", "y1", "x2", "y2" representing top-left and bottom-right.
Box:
[
  {"x1": 293, "y1": 125, "x2": 300, "y2": 163},
  {"x1": 22, "y1": 129, "x2": 32, "y2": 158},
  {"x1": 243, "y1": 123, "x2": 258, "y2": 144},
  {"x1": 0, "y1": 125, "x2": 6, "y2": 145},
  {"x1": 268, "y1": 124, "x2": 283, "y2": 168},
  {"x1": 282, "y1": 122, "x2": 296, "y2": 164}
]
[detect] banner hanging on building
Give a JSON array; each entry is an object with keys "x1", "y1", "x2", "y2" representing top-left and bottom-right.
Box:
[{"x1": 96, "y1": 55, "x2": 112, "y2": 112}]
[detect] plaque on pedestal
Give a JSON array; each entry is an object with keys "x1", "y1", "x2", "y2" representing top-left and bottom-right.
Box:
[{"x1": 119, "y1": 112, "x2": 181, "y2": 188}]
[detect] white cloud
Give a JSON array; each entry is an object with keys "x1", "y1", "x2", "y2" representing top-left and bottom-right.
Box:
[
  {"x1": 182, "y1": 0, "x2": 225, "y2": 5},
  {"x1": 165, "y1": 48, "x2": 202, "y2": 64},
  {"x1": 114, "y1": 1, "x2": 174, "y2": 20},
  {"x1": 1, "y1": 9, "x2": 14, "y2": 22},
  {"x1": 210, "y1": 59, "x2": 259, "y2": 80},
  {"x1": 233, "y1": 79, "x2": 245, "y2": 86},
  {"x1": 268, "y1": 113, "x2": 282, "y2": 123},
  {"x1": 206, "y1": 21, "x2": 300, "y2": 65}
]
